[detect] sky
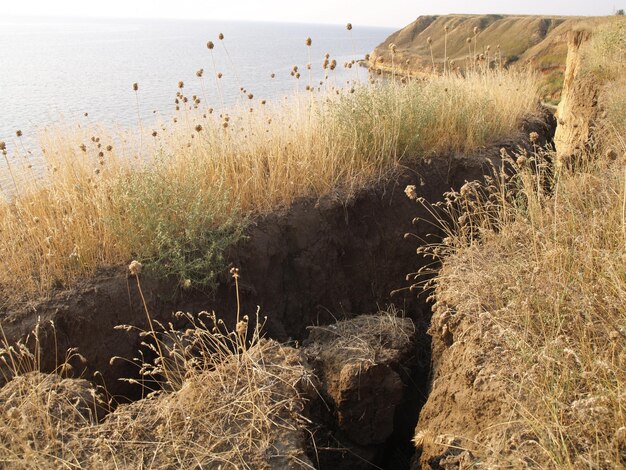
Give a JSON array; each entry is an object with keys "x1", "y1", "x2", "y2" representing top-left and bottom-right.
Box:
[{"x1": 3, "y1": 0, "x2": 623, "y2": 27}]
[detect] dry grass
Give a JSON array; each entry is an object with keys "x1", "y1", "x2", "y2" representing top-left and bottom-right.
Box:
[
  {"x1": 412, "y1": 138, "x2": 625, "y2": 466},
  {"x1": 408, "y1": 20, "x2": 626, "y2": 467},
  {"x1": 305, "y1": 306, "x2": 415, "y2": 364},
  {"x1": 0, "y1": 64, "x2": 539, "y2": 300},
  {"x1": 0, "y1": 272, "x2": 313, "y2": 469}
]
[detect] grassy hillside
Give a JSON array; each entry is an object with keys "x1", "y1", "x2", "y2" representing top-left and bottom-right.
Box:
[
  {"x1": 412, "y1": 19, "x2": 626, "y2": 468},
  {"x1": 369, "y1": 14, "x2": 620, "y2": 102}
]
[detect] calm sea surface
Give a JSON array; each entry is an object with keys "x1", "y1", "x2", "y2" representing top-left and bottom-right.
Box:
[{"x1": 0, "y1": 17, "x2": 393, "y2": 159}]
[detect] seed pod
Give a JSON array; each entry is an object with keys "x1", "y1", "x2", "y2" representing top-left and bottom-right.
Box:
[
  {"x1": 207, "y1": 41, "x2": 214, "y2": 49},
  {"x1": 133, "y1": 82, "x2": 139, "y2": 91}
]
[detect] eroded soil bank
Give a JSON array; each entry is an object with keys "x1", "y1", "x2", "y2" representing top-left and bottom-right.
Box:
[{"x1": 0, "y1": 112, "x2": 554, "y2": 468}]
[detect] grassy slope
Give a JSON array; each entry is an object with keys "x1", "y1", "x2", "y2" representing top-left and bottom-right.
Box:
[
  {"x1": 413, "y1": 19, "x2": 626, "y2": 468},
  {"x1": 369, "y1": 14, "x2": 618, "y2": 101}
]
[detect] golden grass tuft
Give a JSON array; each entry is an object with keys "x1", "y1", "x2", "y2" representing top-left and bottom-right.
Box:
[{"x1": 0, "y1": 275, "x2": 312, "y2": 468}]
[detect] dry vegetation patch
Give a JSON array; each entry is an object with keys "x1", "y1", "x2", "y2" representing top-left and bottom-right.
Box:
[
  {"x1": 0, "y1": 305, "x2": 313, "y2": 469},
  {"x1": 412, "y1": 149, "x2": 625, "y2": 468},
  {"x1": 0, "y1": 66, "x2": 539, "y2": 301}
]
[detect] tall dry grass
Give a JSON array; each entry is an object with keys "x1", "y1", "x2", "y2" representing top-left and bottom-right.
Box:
[
  {"x1": 0, "y1": 269, "x2": 313, "y2": 469},
  {"x1": 410, "y1": 89, "x2": 625, "y2": 466},
  {"x1": 0, "y1": 66, "x2": 539, "y2": 300}
]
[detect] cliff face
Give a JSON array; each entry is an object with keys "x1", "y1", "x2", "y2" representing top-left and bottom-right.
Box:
[{"x1": 368, "y1": 15, "x2": 610, "y2": 102}]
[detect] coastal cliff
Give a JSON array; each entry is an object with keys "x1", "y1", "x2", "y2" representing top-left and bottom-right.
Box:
[{"x1": 368, "y1": 14, "x2": 613, "y2": 102}]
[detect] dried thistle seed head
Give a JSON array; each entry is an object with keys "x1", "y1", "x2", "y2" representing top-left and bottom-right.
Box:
[
  {"x1": 152, "y1": 131, "x2": 158, "y2": 137},
  {"x1": 305, "y1": 37, "x2": 312, "y2": 46},
  {"x1": 466, "y1": 37, "x2": 471, "y2": 43},
  {"x1": 427, "y1": 36, "x2": 432, "y2": 44},
  {"x1": 295, "y1": 72, "x2": 300, "y2": 79},
  {"x1": 473, "y1": 26, "x2": 479, "y2": 34},
  {"x1": 196, "y1": 68, "x2": 204, "y2": 77},
  {"x1": 346, "y1": 23, "x2": 352, "y2": 30},
  {"x1": 330, "y1": 59, "x2": 336, "y2": 70},
  {"x1": 128, "y1": 260, "x2": 142, "y2": 276},
  {"x1": 84, "y1": 112, "x2": 88, "y2": 116},
  {"x1": 207, "y1": 41, "x2": 214, "y2": 49},
  {"x1": 98, "y1": 151, "x2": 104, "y2": 158},
  {"x1": 195, "y1": 124, "x2": 203, "y2": 132},
  {"x1": 529, "y1": 132, "x2": 539, "y2": 143},
  {"x1": 516, "y1": 156, "x2": 527, "y2": 167},
  {"x1": 270, "y1": 73, "x2": 275, "y2": 78},
  {"x1": 79, "y1": 144, "x2": 86, "y2": 152},
  {"x1": 218, "y1": 32, "x2": 224, "y2": 40},
  {"x1": 217, "y1": 72, "x2": 223, "y2": 79},
  {"x1": 486, "y1": 45, "x2": 491, "y2": 51},
  {"x1": 261, "y1": 100, "x2": 266, "y2": 105},
  {"x1": 325, "y1": 52, "x2": 330, "y2": 59},
  {"x1": 133, "y1": 82, "x2": 138, "y2": 91},
  {"x1": 444, "y1": 25, "x2": 449, "y2": 32},
  {"x1": 404, "y1": 185, "x2": 418, "y2": 200},
  {"x1": 222, "y1": 121, "x2": 229, "y2": 128},
  {"x1": 247, "y1": 93, "x2": 253, "y2": 100},
  {"x1": 365, "y1": 53, "x2": 370, "y2": 61},
  {"x1": 389, "y1": 43, "x2": 397, "y2": 53},
  {"x1": 16, "y1": 130, "x2": 22, "y2": 137},
  {"x1": 106, "y1": 145, "x2": 113, "y2": 151},
  {"x1": 178, "y1": 80, "x2": 184, "y2": 88}
]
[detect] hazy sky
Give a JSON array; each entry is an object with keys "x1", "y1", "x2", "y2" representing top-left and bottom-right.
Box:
[{"x1": 4, "y1": 0, "x2": 623, "y2": 27}]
